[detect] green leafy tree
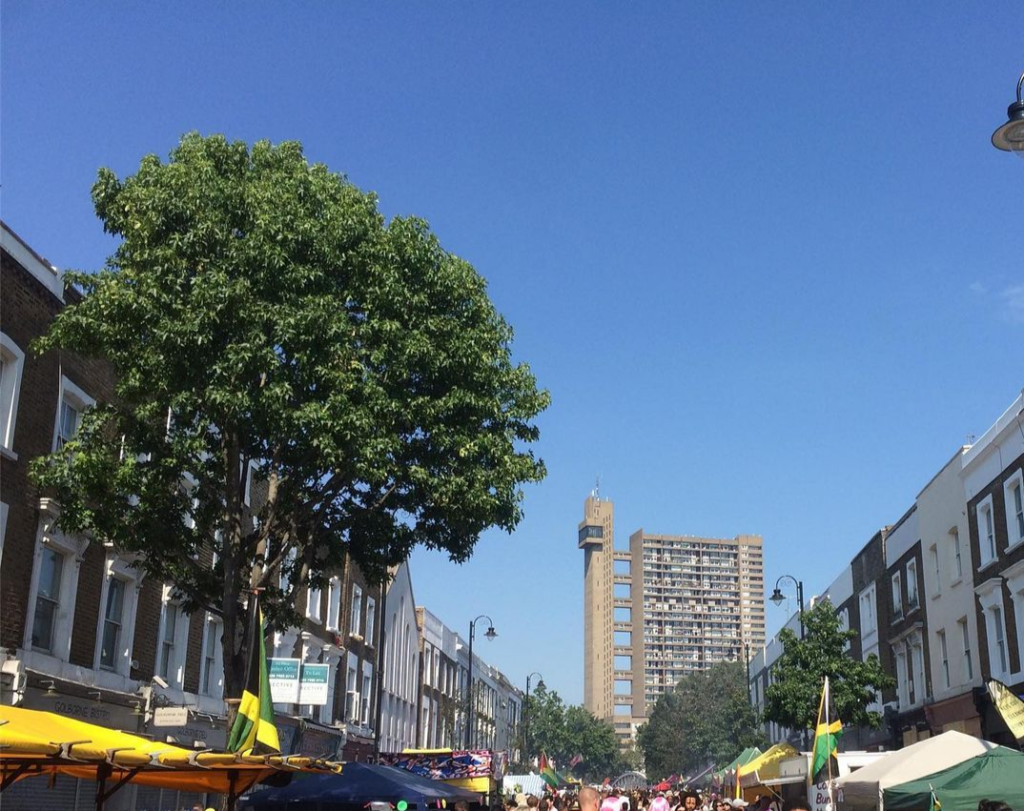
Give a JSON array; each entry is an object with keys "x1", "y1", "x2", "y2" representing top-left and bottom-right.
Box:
[
  {"x1": 522, "y1": 685, "x2": 624, "y2": 781},
  {"x1": 637, "y1": 660, "x2": 765, "y2": 781},
  {"x1": 30, "y1": 133, "x2": 549, "y2": 706},
  {"x1": 763, "y1": 599, "x2": 895, "y2": 732}
]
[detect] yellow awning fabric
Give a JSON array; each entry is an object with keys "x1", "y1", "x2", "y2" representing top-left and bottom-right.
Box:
[
  {"x1": 0, "y1": 705, "x2": 340, "y2": 795},
  {"x1": 736, "y1": 742, "x2": 799, "y2": 781}
]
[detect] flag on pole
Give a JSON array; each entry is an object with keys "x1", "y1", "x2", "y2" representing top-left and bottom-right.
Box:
[
  {"x1": 928, "y1": 784, "x2": 942, "y2": 811},
  {"x1": 811, "y1": 676, "x2": 843, "y2": 784},
  {"x1": 227, "y1": 596, "x2": 280, "y2": 754},
  {"x1": 569, "y1": 753, "x2": 583, "y2": 769},
  {"x1": 539, "y1": 752, "x2": 560, "y2": 788}
]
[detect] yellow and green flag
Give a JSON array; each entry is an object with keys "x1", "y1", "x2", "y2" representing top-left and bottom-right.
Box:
[
  {"x1": 227, "y1": 597, "x2": 280, "y2": 755},
  {"x1": 810, "y1": 676, "x2": 842, "y2": 784}
]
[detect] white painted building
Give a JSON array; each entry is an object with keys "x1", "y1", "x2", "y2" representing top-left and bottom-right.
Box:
[
  {"x1": 380, "y1": 561, "x2": 420, "y2": 752},
  {"x1": 917, "y1": 447, "x2": 983, "y2": 734}
]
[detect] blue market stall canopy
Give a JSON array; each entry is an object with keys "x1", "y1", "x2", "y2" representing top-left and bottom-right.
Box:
[{"x1": 244, "y1": 761, "x2": 482, "y2": 809}]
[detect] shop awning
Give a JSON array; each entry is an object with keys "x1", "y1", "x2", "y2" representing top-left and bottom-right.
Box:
[
  {"x1": 0, "y1": 705, "x2": 340, "y2": 804},
  {"x1": 737, "y1": 743, "x2": 799, "y2": 783}
]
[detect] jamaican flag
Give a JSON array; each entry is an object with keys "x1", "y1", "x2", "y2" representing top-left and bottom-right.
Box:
[
  {"x1": 227, "y1": 597, "x2": 280, "y2": 754},
  {"x1": 810, "y1": 675, "x2": 842, "y2": 784}
]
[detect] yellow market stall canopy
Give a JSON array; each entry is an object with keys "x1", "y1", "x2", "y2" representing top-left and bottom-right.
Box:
[{"x1": 0, "y1": 705, "x2": 340, "y2": 808}]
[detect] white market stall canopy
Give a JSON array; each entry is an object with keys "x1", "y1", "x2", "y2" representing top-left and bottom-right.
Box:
[{"x1": 834, "y1": 730, "x2": 1001, "y2": 810}]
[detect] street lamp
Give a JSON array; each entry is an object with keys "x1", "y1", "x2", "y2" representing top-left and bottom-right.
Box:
[
  {"x1": 992, "y1": 66, "x2": 1024, "y2": 157},
  {"x1": 769, "y1": 574, "x2": 805, "y2": 638},
  {"x1": 466, "y1": 614, "x2": 497, "y2": 748},
  {"x1": 525, "y1": 671, "x2": 544, "y2": 763}
]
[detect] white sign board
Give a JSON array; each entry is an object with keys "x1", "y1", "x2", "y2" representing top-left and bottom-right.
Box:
[
  {"x1": 298, "y1": 664, "x2": 330, "y2": 706},
  {"x1": 152, "y1": 706, "x2": 190, "y2": 727},
  {"x1": 269, "y1": 657, "x2": 301, "y2": 704}
]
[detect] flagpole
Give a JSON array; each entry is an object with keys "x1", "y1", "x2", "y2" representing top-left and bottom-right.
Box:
[{"x1": 825, "y1": 676, "x2": 834, "y2": 811}]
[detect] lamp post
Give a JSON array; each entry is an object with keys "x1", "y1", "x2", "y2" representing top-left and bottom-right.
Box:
[
  {"x1": 525, "y1": 671, "x2": 544, "y2": 764},
  {"x1": 769, "y1": 574, "x2": 805, "y2": 638},
  {"x1": 465, "y1": 614, "x2": 497, "y2": 749},
  {"x1": 992, "y1": 66, "x2": 1024, "y2": 157}
]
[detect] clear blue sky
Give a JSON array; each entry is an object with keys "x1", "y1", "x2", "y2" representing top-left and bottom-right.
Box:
[{"x1": 3, "y1": 2, "x2": 1021, "y2": 706}]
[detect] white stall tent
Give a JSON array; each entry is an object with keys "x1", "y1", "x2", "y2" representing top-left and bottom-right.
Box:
[{"x1": 834, "y1": 730, "x2": 1000, "y2": 810}]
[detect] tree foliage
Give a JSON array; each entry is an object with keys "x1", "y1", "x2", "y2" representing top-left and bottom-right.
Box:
[
  {"x1": 30, "y1": 132, "x2": 549, "y2": 699},
  {"x1": 637, "y1": 661, "x2": 765, "y2": 781},
  {"x1": 522, "y1": 685, "x2": 625, "y2": 781},
  {"x1": 763, "y1": 599, "x2": 895, "y2": 732}
]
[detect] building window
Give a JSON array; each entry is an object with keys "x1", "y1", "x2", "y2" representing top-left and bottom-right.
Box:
[
  {"x1": 906, "y1": 560, "x2": 919, "y2": 609},
  {"x1": 307, "y1": 585, "x2": 322, "y2": 623},
  {"x1": 951, "y1": 527, "x2": 963, "y2": 581},
  {"x1": 937, "y1": 629, "x2": 949, "y2": 690},
  {"x1": 959, "y1": 617, "x2": 973, "y2": 681},
  {"x1": 54, "y1": 376, "x2": 95, "y2": 451},
  {"x1": 350, "y1": 585, "x2": 363, "y2": 637},
  {"x1": 200, "y1": 615, "x2": 223, "y2": 697},
  {"x1": 1005, "y1": 470, "x2": 1024, "y2": 548},
  {"x1": 327, "y1": 577, "x2": 342, "y2": 631},
  {"x1": 158, "y1": 603, "x2": 178, "y2": 680},
  {"x1": 365, "y1": 595, "x2": 376, "y2": 646},
  {"x1": 929, "y1": 545, "x2": 941, "y2": 596},
  {"x1": 99, "y1": 578, "x2": 126, "y2": 670},
  {"x1": 32, "y1": 547, "x2": 64, "y2": 652},
  {"x1": 859, "y1": 585, "x2": 876, "y2": 636},
  {"x1": 991, "y1": 605, "x2": 1008, "y2": 676},
  {"x1": 978, "y1": 497, "x2": 997, "y2": 565},
  {"x1": 0, "y1": 333, "x2": 25, "y2": 455},
  {"x1": 891, "y1": 571, "x2": 903, "y2": 619},
  {"x1": 895, "y1": 646, "x2": 908, "y2": 708}
]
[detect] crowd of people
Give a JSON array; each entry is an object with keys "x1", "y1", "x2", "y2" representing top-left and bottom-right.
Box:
[
  {"x1": 505, "y1": 788, "x2": 803, "y2": 811},
  {"x1": 505, "y1": 787, "x2": 1018, "y2": 811}
]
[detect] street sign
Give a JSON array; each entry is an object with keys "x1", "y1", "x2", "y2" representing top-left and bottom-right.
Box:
[
  {"x1": 152, "y1": 706, "x2": 190, "y2": 727},
  {"x1": 269, "y1": 657, "x2": 301, "y2": 704},
  {"x1": 298, "y1": 663, "x2": 330, "y2": 706}
]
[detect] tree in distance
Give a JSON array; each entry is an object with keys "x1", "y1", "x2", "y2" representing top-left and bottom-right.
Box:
[
  {"x1": 31, "y1": 132, "x2": 549, "y2": 707},
  {"x1": 522, "y1": 684, "x2": 625, "y2": 781},
  {"x1": 763, "y1": 599, "x2": 895, "y2": 732},
  {"x1": 637, "y1": 659, "x2": 766, "y2": 781}
]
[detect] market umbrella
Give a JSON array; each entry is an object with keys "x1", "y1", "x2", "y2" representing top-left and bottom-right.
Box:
[
  {"x1": 834, "y1": 730, "x2": 999, "y2": 810},
  {"x1": 883, "y1": 746, "x2": 1024, "y2": 810}
]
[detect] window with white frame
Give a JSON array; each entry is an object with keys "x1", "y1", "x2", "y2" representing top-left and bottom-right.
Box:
[
  {"x1": 906, "y1": 560, "x2": 919, "y2": 609},
  {"x1": 894, "y1": 645, "x2": 908, "y2": 707},
  {"x1": 978, "y1": 496, "x2": 997, "y2": 566},
  {"x1": 838, "y1": 607, "x2": 851, "y2": 651},
  {"x1": 346, "y1": 658, "x2": 359, "y2": 723},
  {"x1": 424, "y1": 645, "x2": 433, "y2": 687},
  {"x1": 99, "y1": 578, "x2": 126, "y2": 670},
  {"x1": 54, "y1": 376, "x2": 95, "y2": 450},
  {"x1": 327, "y1": 577, "x2": 342, "y2": 631},
  {"x1": 1005, "y1": 469, "x2": 1024, "y2": 549},
  {"x1": 0, "y1": 333, "x2": 25, "y2": 455},
  {"x1": 991, "y1": 605, "x2": 1008, "y2": 677},
  {"x1": 32, "y1": 547, "x2": 65, "y2": 653},
  {"x1": 892, "y1": 571, "x2": 903, "y2": 619},
  {"x1": 93, "y1": 555, "x2": 142, "y2": 676},
  {"x1": 959, "y1": 616, "x2": 973, "y2": 682},
  {"x1": 937, "y1": 629, "x2": 950, "y2": 690},
  {"x1": 350, "y1": 585, "x2": 363, "y2": 638},
  {"x1": 365, "y1": 595, "x2": 376, "y2": 646},
  {"x1": 307, "y1": 585, "x2": 322, "y2": 623},
  {"x1": 361, "y1": 666, "x2": 372, "y2": 724},
  {"x1": 859, "y1": 585, "x2": 877, "y2": 636},
  {"x1": 279, "y1": 547, "x2": 297, "y2": 595},
  {"x1": 157, "y1": 586, "x2": 190, "y2": 689},
  {"x1": 200, "y1": 614, "x2": 224, "y2": 697},
  {"x1": 929, "y1": 545, "x2": 941, "y2": 596},
  {"x1": 25, "y1": 514, "x2": 89, "y2": 662},
  {"x1": 951, "y1": 526, "x2": 963, "y2": 582}
]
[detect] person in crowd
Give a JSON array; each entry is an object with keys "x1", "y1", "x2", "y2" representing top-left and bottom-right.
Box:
[
  {"x1": 784, "y1": 799, "x2": 809, "y2": 811},
  {"x1": 580, "y1": 788, "x2": 601, "y2": 811},
  {"x1": 978, "y1": 802, "x2": 1012, "y2": 811},
  {"x1": 682, "y1": 793, "x2": 701, "y2": 811}
]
